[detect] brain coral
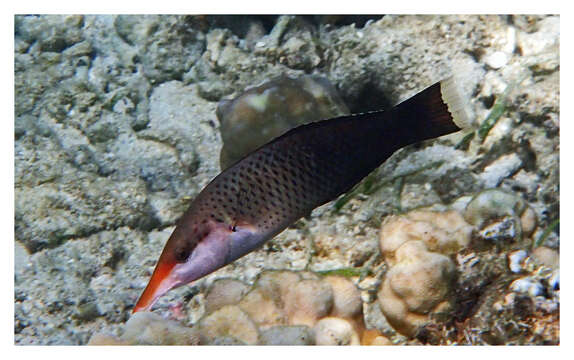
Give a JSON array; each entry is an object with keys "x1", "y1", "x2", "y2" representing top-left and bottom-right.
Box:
[{"x1": 377, "y1": 210, "x2": 469, "y2": 336}]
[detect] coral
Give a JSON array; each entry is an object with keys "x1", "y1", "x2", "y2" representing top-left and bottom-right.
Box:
[
  {"x1": 198, "y1": 305, "x2": 260, "y2": 345},
  {"x1": 379, "y1": 210, "x2": 473, "y2": 266},
  {"x1": 238, "y1": 287, "x2": 286, "y2": 327},
  {"x1": 377, "y1": 209, "x2": 474, "y2": 337},
  {"x1": 284, "y1": 279, "x2": 334, "y2": 327},
  {"x1": 313, "y1": 317, "x2": 360, "y2": 345},
  {"x1": 196, "y1": 270, "x2": 376, "y2": 345},
  {"x1": 324, "y1": 275, "x2": 363, "y2": 319},
  {"x1": 121, "y1": 312, "x2": 199, "y2": 345},
  {"x1": 216, "y1": 74, "x2": 349, "y2": 169},
  {"x1": 460, "y1": 259, "x2": 560, "y2": 345},
  {"x1": 378, "y1": 191, "x2": 559, "y2": 345},
  {"x1": 87, "y1": 333, "x2": 130, "y2": 345},
  {"x1": 252, "y1": 270, "x2": 302, "y2": 309},
  {"x1": 377, "y1": 241, "x2": 456, "y2": 337},
  {"x1": 361, "y1": 329, "x2": 393, "y2": 345},
  {"x1": 88, "y1": 312, "x2": 200, "y2": 345},
  {"x1": 375, "y1": 195, "x2": 549, "y2": 340},
  {"x1": 193, "y1": 270, "x2": 383, "y2": 345},
  {"x1": 259, "y1": 325, "x2": 315, "y2": 345},
  {"x1": 204, "y1": 278, "x2": 250, "y2": 313}
]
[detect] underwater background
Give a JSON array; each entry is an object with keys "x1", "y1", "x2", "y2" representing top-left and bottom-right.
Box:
[{"x1": 14, "y1": 15, "x2": 559, "y2": 345}]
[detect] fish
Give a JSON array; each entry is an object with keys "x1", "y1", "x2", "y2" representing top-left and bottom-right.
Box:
[{"x1": 133, "y1": 76, "x2": 471, "y2": 312}]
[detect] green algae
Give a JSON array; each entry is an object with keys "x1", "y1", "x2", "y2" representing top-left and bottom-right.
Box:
[
  {"x1": 477, "y1": 72, "x2": 529, "y2": 142},
  {"x1": 316, "y1": 268, "x2": 363, "y2": 278},
  {"x1": 534, "y1": 218, "x2": 559, "y2": 249},
  {"x1": 477, "y1": 96, "x2": 508, "y2": 142}
]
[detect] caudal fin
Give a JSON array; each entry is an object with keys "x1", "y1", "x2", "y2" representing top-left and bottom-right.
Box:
[
  {"x1": 439, "y1": 76, "x2": 473, "y2": 130},
  {"x1": 390, "y1": 75, "x2": 473, "y2": 142}
]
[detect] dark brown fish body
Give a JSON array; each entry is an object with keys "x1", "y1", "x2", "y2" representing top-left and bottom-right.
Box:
[{"x1": 134, "y1": 77, "x2": 470, "y2": 312}]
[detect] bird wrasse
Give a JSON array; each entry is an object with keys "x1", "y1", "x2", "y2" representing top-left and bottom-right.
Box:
[{"x1": 133, "y1": 76, "x2": 471, "y2": 312}]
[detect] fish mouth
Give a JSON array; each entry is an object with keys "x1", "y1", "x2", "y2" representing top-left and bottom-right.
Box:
[{"x1": 133, "y1": 259, "x2": 179, "y2": 313}]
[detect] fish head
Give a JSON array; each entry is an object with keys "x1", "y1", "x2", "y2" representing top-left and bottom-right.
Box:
[{"x1": 133, "y1": 219, "x2": 261, "y2": 313}]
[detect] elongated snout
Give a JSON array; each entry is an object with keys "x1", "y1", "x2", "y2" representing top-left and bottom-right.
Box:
[
  {"x1": 133, "y1": 223, "x2": 235, "y2": 313},
  {"x1": 133, "y1": 258, "x2": 179, "y2": 313}
]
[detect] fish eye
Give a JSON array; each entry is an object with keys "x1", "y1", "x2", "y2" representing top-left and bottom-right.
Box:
[{"x1": 175, "y1": 247, "x2": 190, "y2": 263}]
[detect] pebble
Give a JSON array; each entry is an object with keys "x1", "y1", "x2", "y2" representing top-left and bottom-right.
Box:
[
  {"x1": 508, "y1": 250, "x2": 528, "y2": 273},
  {"x1": 510, "y1": 278, "x2": 544, "y2": 297},
  {"x1": 531, "y1": 246, "x2": 559, "y2": 269},
  {"x1": 479, "y1": 153, "x2": 523, "y2": 188},
  {"x1": 485, "y1": 51, "x2": 508, "y2": 69},
  {"x1": 260, "y1": 325, "x2": 314, "y2": 345},
  {"x1": 533, "y1": 297, "x2": 558, "y2": 313},
  {"x1": 503, "y1": 26, "x2": 517, "y2": 54},
  {"x1": 312, "y1": 317, "x2": 360, "y2": 345},
  {"x1": 14, "y1": 241, "x2": 31, "y2": 275},
  {"x1": 549, "y1": 271, "x2": 559, "y2": 290}
]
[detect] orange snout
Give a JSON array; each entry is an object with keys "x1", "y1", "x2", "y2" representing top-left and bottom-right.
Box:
[{"x1": 133, "y1": 258, "x2": 177, "y2": 313}]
